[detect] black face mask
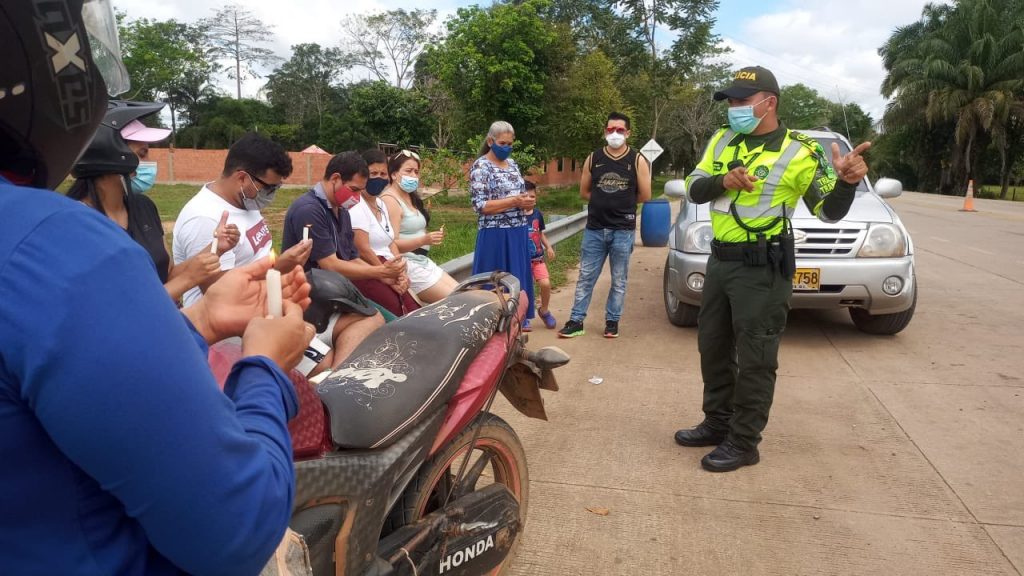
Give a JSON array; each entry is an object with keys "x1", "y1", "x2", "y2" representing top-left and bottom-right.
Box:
[{"x1": 366, "y1": 177, "x2": 389, "y2": 196}]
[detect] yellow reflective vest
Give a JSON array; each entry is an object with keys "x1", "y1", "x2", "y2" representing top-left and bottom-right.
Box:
[{"x1": 685, "y1": 126, "x2": 838, "y2": 243}]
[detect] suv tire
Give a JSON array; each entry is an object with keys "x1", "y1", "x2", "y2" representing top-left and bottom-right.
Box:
[
  {"x1": 849, "y1": 283, "x2": 917, "y2": 335},
  {"x1": 664, "y1": 260, "x2": 699, "y2": 327}
]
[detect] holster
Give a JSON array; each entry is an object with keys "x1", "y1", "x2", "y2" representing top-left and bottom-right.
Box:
[{"x1": 773, "y1": 232, "x2": 797, "y2": 279}]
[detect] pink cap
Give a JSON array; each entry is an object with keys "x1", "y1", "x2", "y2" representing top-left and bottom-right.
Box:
[{"x1": 120, "y1": 119, "x2": 171, "y2": 143}]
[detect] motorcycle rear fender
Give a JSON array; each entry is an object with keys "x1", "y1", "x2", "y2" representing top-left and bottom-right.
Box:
[{"x1": 499, "y1": 360, "x2": 553, "y2": 421}]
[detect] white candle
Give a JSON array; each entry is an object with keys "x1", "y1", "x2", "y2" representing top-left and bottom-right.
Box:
[
  {"x1": 266, "y1": 268, "x2": 282, "y2": 318},
  {"x1": 210, "y1": 232, "x2": 218, "y2": 254},
  {"x1": 303, "y1": 225, "x2": 310, "y2": 242}
]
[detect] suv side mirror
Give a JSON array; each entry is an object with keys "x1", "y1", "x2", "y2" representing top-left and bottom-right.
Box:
[
  {"x1": 875, "y1": 178, "x2": 903, "y2": 199},
  {"x1": 664, "y1": 179, "x2": 687, "y2": 199}
]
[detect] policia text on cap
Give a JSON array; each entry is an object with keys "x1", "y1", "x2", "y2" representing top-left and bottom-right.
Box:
[{"x1": 674, "y1": 66, "x2": 871, "y2": 472}]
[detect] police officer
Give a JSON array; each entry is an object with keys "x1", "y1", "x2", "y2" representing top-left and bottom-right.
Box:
[{"x1": 674, "y1": 66, "x2": 870, "y2": 472}]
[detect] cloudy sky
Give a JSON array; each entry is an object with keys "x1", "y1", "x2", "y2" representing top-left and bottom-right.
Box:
[{"x1": 112, "y1": 0, "x2": 935, "y2": 121}]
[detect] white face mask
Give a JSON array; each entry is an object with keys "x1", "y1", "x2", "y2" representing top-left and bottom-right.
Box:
[{"x1": 606, "y1": 132, "x2": 626, "y2": 149}]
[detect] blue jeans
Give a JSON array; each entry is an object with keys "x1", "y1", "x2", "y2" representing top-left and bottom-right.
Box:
[{"x1": 569, "y1": 228, "x2": 635, "y2": 323}]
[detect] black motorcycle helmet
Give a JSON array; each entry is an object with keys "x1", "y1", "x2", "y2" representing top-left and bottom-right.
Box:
[
  {"x1": 305, "y1": 269, "x2": 379, "y2": 333},
  {"x1": 0, "y1": 0, "x2": 131, "y2": 189},
  {"x1": 72, "y1": 101, "x2": 166, "y2": 179}
]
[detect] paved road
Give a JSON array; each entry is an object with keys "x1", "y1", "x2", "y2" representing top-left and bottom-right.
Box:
[{"x1": 496, "y1": 192, "x2": 1024, "y2": 576}]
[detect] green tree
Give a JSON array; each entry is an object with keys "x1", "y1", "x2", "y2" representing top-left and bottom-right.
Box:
[
  {"x1": 543, "y1": 50, "x2": 625, "y2": 160},
  {"x1": 827, "y1": 101, "x2": 875, "y2": 145},
  {"x1": 424, "y1": 0, "x2": 560, "y2": 146},
  {"x1": 264, "y1": 44, "x2": 349, "y2": 132},
  {"x1": 117, "y1": 16, "x2": 217, "y2": 142},
  {"x1": 346, "y1": 81, "x2": 435, "y2": 148},
  {"x1": 203, "y1": 4, "x2": 281, "y2": 99},
  {"x1": 342, "y1": 9, "x2": 437, "y2": 89},
  {"x1": 777, "y1": 84, "x2": 832, "y2": 129},
  {"x1": 609, "y1": 0, "x2": 722, "y2": 138},
  {"x1": 881, "y1": 0, "x2": 1024, "y2": 195}
]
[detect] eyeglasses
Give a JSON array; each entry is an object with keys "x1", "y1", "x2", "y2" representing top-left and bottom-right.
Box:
[
  {"x1": 246, "y1": 172, "x2": 282, "y2": 194},
  {"x1": 393, "y1": 149, "x2": 420, "y2": 161},
  {"x1": 605, "y1": 127, "x2": 628, "y2": 135}
]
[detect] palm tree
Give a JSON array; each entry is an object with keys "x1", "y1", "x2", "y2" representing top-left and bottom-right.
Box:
[{"x1": 880, "y1": 0, "x2": 1024, "y2": 195}]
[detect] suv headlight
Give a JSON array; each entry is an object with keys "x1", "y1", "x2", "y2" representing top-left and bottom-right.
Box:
[
  {"x1": 683, "y1": 222, "x2": 714, "y2": 253},
  {"x1": 857, "y1": 223, "x2": 907, "y2": 257}
]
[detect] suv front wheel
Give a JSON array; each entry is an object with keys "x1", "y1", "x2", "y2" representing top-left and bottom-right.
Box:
[
  {"x1": 664, "y1": 260, "x2": 700, "y2": 327},
  {"x1": 849, "y1": 284, "x2": 917, "y2": 335}
]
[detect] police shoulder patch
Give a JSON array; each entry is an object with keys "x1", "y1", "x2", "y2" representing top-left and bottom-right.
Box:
[{"x1": 790, "y1": 131, "x2": 836, "y2": 178}]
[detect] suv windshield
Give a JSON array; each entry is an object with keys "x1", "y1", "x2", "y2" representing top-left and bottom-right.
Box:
[{"x1": 810, "y1": 136, "x2": 870, "y2": 192}]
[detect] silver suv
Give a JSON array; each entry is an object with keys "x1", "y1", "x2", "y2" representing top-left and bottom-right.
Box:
[{"x1": 662, "y1": 129, "x2": 916, "y2": 335}]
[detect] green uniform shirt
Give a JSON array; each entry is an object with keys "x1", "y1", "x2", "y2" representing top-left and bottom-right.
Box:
[{"x1": 686, "y1": 125, "x2": 840, "y2": 243}]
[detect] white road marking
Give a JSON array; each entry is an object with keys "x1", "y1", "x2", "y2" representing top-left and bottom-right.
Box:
[
  {"x1": 967, "y1": 246, "x2": 994, "y2": 255},
  {"x1": 930, "y1": 236, "x2": 950, "y2": 243}
]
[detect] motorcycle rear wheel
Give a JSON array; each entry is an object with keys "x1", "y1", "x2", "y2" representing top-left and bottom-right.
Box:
[{"x1": 388, "y1": 412, "x2": 529, "y2": 575}]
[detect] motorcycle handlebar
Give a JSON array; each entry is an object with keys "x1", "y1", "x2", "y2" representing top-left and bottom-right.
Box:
[{"x1": 453, "y1": 271, "x2": 521, "y2": 330}]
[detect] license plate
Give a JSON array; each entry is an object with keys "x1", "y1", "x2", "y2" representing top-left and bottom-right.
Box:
[{"x1": 792, "y1": 268, "x2": 821, "y2": 291}]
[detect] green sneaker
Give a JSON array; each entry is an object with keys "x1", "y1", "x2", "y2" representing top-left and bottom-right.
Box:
[{"x1": 558, "y1": 320, "x2": 585, "y2": 338}]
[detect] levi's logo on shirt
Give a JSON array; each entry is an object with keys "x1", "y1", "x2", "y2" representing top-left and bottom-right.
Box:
[{"x1": 246, "y1": 220, "x2": 272, "y2": 252}]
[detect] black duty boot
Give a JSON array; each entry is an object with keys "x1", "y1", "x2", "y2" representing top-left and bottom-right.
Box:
[
  {"x1": 674, "y1": 422, "x2": 727, "y2": 447},
  {"x1": 700, "y1": 440, "x2": 760, "y2": 472}
]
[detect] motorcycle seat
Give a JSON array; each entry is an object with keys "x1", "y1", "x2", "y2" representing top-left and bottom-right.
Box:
[{"x1": 316, "y1": 289, "x2": 505, "y2": 450}]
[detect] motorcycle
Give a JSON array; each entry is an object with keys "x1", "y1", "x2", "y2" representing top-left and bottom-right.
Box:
[{"x1": 210, "y1": 271, "x2": 569, "y2": 575}]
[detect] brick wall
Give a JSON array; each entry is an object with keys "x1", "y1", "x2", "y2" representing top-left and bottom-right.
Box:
[{"x1": 147, "y1": 148, "x2": 584, "y2": 189}]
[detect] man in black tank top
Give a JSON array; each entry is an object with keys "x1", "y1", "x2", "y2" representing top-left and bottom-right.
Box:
[{"x1": 558, "y1": 112, "x2": 652, "y2": 339}]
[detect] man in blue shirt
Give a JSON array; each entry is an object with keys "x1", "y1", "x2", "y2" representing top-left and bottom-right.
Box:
[{"x1": 0, "y1": 2, "x2": 313, "y2": 574}]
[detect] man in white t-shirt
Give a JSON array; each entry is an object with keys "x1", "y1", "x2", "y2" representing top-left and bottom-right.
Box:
[{"x1": 173, "y1": 133, "x2": 312, "y2": 307}]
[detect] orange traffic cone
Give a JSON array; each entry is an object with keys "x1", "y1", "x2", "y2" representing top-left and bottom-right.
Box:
[{"x1": 960, "y1": 180, "x2": 978, "y2": 212}]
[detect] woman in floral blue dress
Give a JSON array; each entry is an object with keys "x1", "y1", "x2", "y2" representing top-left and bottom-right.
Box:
[{"x1": 470, "y1": 121, "x2": 537, "y2": 322}]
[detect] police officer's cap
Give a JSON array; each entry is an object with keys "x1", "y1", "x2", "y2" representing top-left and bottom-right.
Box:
[{"x1": 713, "y1": 66, "x2": 780, "y2": 101}]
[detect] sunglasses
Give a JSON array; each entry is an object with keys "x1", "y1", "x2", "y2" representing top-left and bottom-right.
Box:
[
  {"x1": 393, "y1": 149, "x2": 420, "y2": 161},
  {"x1": 605, "y1": 127, "x2": 628, "y2": 135},
  {"x1": 246, "y1": 172, "x2": 282, "y2": 194}
]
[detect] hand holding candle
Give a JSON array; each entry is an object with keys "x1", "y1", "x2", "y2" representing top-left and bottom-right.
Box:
[{"x1": 265, "y1": 250, "x2": 283, "y2": 318}]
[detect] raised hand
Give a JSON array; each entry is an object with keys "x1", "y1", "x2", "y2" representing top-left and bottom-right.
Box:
[
  {"x1": 832, "y1": 141, "x2": 872, "y2": 184},
  {"x1": 723, "y1": 166, "x2": 758, "y2": 191},
  {"x1": 214, "y1": 211, "x2": 240, "y2": 255},
  {"x1": 277, "y1": 239, "x2": 312, "y2": 271}
]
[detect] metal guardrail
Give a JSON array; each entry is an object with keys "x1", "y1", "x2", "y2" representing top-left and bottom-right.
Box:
[{"x1": 441, "y1": 208, "x2": 589, "y2": 281}]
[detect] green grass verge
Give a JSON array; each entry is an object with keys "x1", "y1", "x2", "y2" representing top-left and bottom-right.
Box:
[{"x1": 977, "y1": 184, "x2": 1024, "y2": 201}]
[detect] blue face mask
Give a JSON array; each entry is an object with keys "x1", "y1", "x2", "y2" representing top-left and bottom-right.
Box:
[
  {"x1": 491, "y1": 143, "x2": 513, "y2": 161},
  {"x1": 366, "y1": 177, "x2": 389, "y2": 196},
  {"x1": 727, "y1": 97, "x2": 771, "y2": 134},
  {"x1": 399, "y1": 175, "x2": 419, "y2": 193},
  {"x1": 131, "y1": 161, "x2": 157, "y2": 194}
]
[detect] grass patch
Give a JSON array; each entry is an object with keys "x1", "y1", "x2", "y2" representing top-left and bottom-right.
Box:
[
  {"x1": 543, "y1": 232, "x2": 583, "y2": 290},
  {"x1": 977, "y1": 184, "x2": 1024, "y2": 201}
]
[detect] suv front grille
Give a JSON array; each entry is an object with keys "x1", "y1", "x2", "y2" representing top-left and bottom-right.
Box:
[{"x1": 795, "y1": 228, "x2": 862, "y2": 257}]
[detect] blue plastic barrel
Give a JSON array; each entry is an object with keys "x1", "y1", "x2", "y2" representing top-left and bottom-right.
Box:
[{"x1": 640, "y1": 198, "x2": 671, "y2": 247}]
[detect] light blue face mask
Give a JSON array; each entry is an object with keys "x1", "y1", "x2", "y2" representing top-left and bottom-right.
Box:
[
  {"x1": 727, "y1": 97, "x2": 772, "y2": 135},
  {"x1": 131, "y1": 162, "x2": 157, "y2": 194},
  {"x1": 399, "y1": 175, "x2": 419, "y2": 193}
]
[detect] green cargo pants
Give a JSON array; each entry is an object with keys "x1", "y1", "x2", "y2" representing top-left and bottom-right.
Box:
[{"x1": 697, "y1": 255, "x2": 792, "y2": 450}]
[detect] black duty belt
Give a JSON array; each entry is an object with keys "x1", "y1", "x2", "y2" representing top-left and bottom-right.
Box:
[{"x1": 711, "y1": 239, "x2": 783, "y2": 265}]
